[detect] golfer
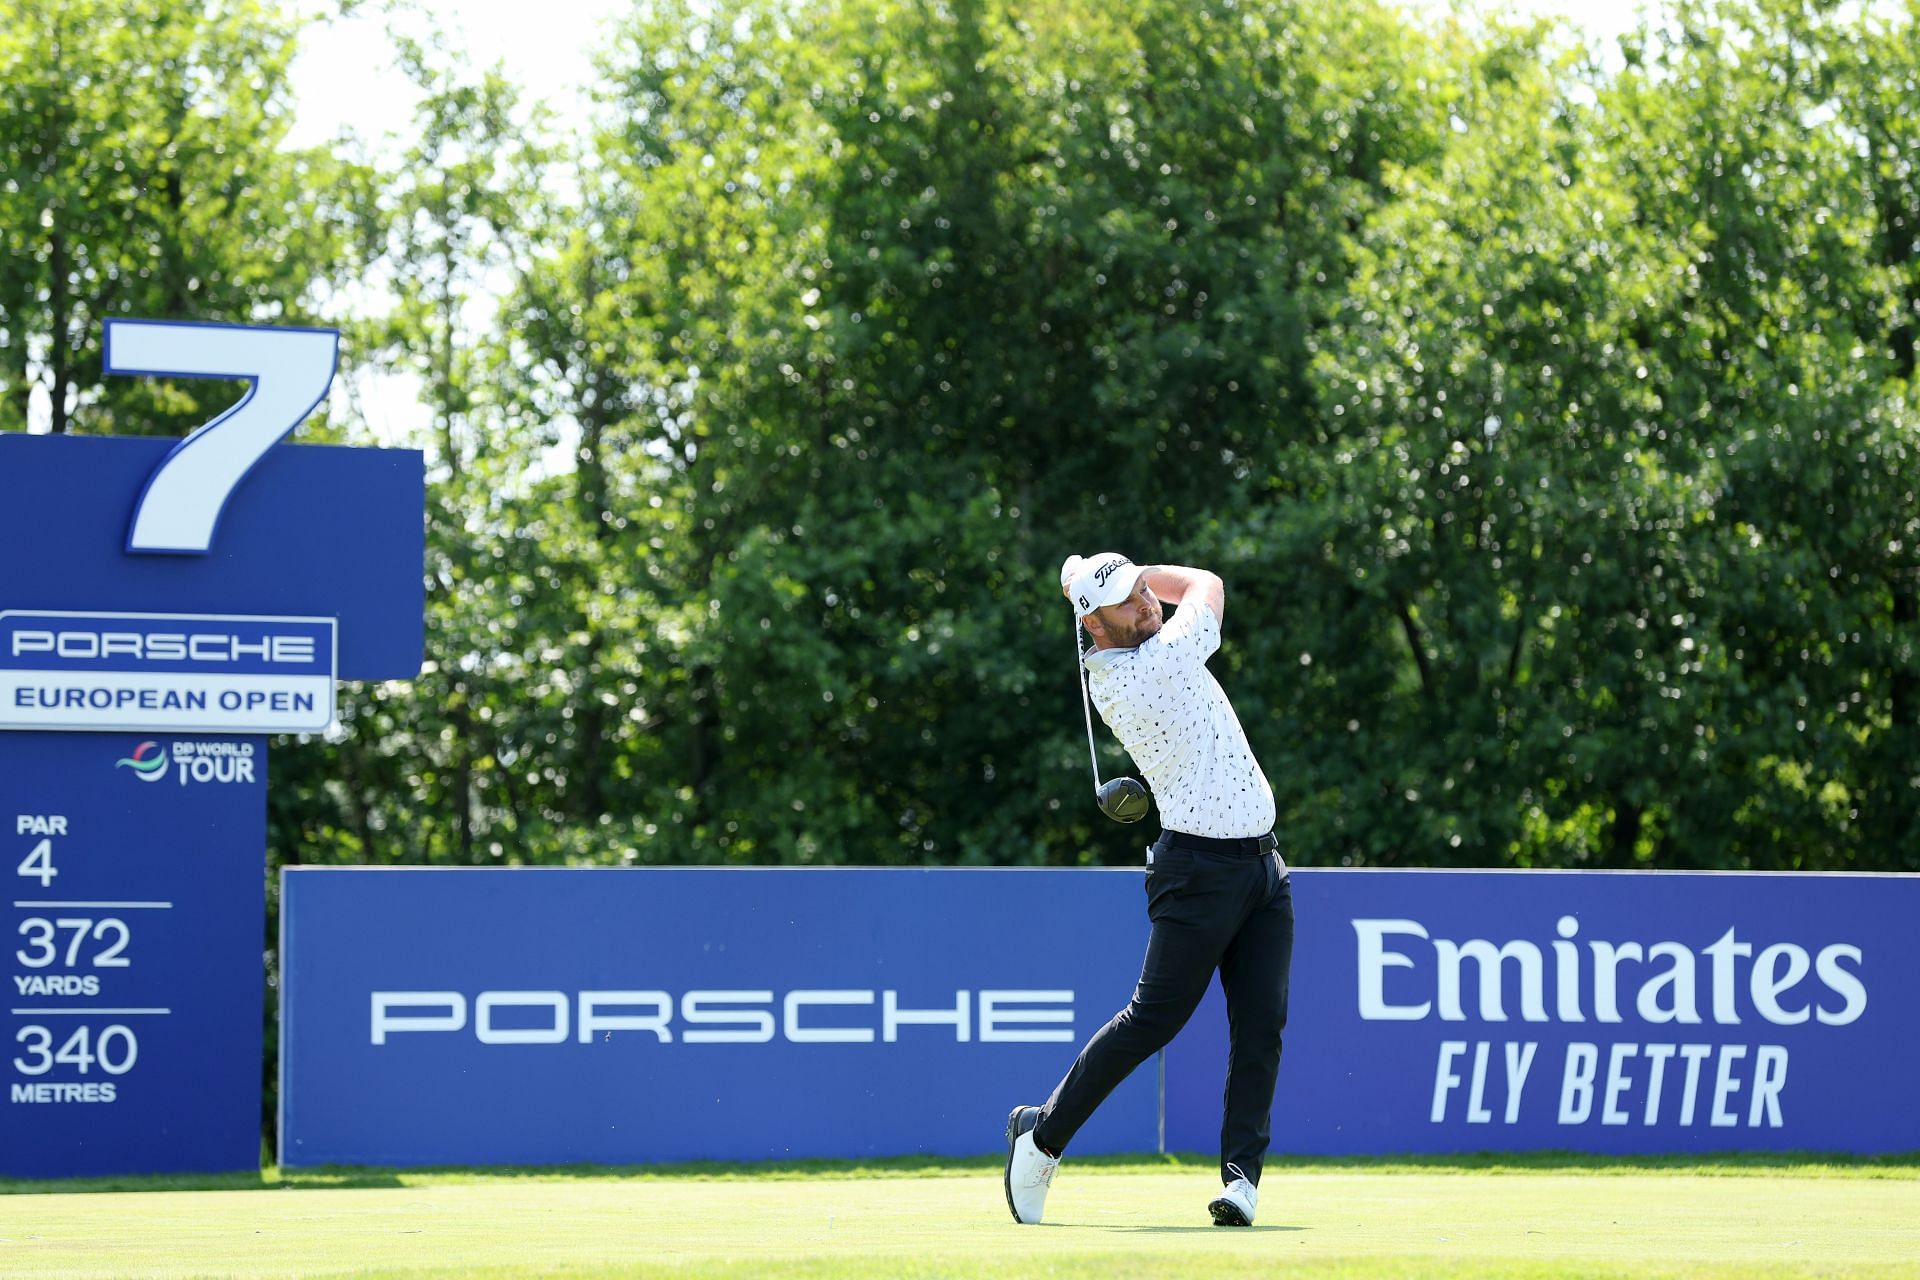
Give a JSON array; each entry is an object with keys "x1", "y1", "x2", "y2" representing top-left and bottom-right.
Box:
[{"x1": 1004, "y1": 552, "x2": 1294, "y2": 1227}]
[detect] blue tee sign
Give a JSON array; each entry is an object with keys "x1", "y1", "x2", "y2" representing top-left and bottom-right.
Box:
[
  {"x1": 1, "y1": 319, "x2": 422, "y2": 1176},
  {"x1": 3, "y1": 733, "x2": 265, "y2": 1176}
]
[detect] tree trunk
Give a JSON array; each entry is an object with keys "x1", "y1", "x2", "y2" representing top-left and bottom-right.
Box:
[
  {"x1": 688, "y1": 662, "x2": 713, "y2": 833},
  {"x1": 572, "y1": 380, "x2": 612, "y2": 823},
  {"x1": 49, "y1": 230, "x2": 70, "y2": 434},
  {"x1": 1609, "y1": 800, "x2": 1643, "y2": 867},
  {"x1": 1394, "y1": 597, "x2": 1438, "y2": 706},
  {"x1": 450, "y1": 677, "x2": 474, "y2": 863}
]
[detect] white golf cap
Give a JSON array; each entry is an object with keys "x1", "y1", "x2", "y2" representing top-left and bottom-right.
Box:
[{"x1": 1065, "y1": 551, "x2": 1146, "y2": 617}]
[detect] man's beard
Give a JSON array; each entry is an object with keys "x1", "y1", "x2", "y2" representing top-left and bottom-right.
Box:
[{"x1": 1110, "y1": 604, "x2": 1163, "y2": 647}]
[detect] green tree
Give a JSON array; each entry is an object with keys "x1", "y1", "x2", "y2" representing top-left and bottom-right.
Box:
[
  {"x1": 269, "y1": 34, "x2": 556, "y2": 871},
  {"x1": 546, "y1": 0, "x2": 1449, "y2": 865},
  {"x1": 0, "y1": 0, "x2": 347, "y2": 436},
  {"x1": 1291, "y1": 0, "x2": 1920, "y2": 870}
]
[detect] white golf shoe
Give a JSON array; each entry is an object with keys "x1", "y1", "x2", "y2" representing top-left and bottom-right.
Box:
[
  {"x1": 1208, "y1": 1164, "x2": 1258, "y2": 1226},
  {"x1": 1003, "y1": 1105, "x2": 1059, "y2": 1224}
]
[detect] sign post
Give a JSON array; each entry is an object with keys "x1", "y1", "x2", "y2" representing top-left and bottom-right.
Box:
[{"x1": 1, "y1": 320, "x2": 422, "y2": 1176}]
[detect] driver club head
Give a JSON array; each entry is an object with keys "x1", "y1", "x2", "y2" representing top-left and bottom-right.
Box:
[{"x1": 1096, "y1": 776, "x2": 1151, "y2": 824}]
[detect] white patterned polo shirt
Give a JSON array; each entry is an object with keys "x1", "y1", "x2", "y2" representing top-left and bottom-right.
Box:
[{"x1": 1083, "y1": 600, "x2": 1278, "y2": 842}]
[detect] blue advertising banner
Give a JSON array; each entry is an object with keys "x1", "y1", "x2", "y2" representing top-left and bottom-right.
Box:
[
  {"x1": 283, "y1": 867, "x2": 1919, "y2": 1167},
  {"x1": 1165, "y1": 870, "x2": 1920, "y2": 1155},
  {"x1": 279, "y1": 868, "x2": 1159, "y2": 1167},
  {"x1": 1, "y1": 730, "x2": 264, "y2": 1176}
]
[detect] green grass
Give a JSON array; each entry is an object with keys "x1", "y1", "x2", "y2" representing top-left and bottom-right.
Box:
[{"x1": 3, "y1": 1153, "x2": 1917, "y2": 1279}]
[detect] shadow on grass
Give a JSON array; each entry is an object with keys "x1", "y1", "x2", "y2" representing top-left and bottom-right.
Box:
[
  {"x1": 5, "y1": 1148, "x2": 1916, "y2": 1196},
  {"x1": 0, "y1": 1167, "x2": 407, "y2": 1196},
  {"x1": 1099, "y1": 1225, "x2": 1309, "y2": 1234}
]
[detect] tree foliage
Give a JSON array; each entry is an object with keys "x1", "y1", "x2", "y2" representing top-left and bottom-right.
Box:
[
  {"x1": 4, "y1": 0, "x2": 1918, "y2": 873},
  {"x1": 0, "y1": 0, "x2": 349, "y2": 435}
]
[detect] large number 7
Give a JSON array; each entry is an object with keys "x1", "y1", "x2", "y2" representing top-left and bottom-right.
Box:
[{"x1": 105, "y1": 319, "x2": 339, "y2": 556}]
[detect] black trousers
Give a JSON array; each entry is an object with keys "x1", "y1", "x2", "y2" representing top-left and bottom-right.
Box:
[{"x1": 1033, "y1": 830, "x2": 1294, "y2": 1186}]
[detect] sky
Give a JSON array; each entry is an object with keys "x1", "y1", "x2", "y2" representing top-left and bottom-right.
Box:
[
  {"x1": 286, "y1": 0, "x2": 631, "y2": 153},
  {"x1": 285, "y1": 0, "x2": 632, "y2": 452},
  {"x1": 287, "y1": 0, "x2": 1651, "y2": 149},
  {"x1": 280, "y1": 0, "x2": 1651, "y2": 450}
]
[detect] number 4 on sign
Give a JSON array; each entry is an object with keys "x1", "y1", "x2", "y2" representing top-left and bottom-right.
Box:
[
  {"x1": 18, "y1": 839, "x2": 55, "y2": 888},
  {"x1": 104, "y1": 319, "x2": 339, "y2": 556}
]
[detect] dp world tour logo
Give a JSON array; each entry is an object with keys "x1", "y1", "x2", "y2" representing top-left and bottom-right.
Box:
[{"x1": 115, "y1": 741, "x2": 170, "y2": 783}]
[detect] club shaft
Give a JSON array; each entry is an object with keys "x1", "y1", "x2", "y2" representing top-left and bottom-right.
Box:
[{"x1": 1076, "y1": 618, "x2": 1103, "y2": 790}]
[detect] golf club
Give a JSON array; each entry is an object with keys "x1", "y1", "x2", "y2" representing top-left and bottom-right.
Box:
[{"x1": 1075, "y1": 613, "x2": 1151, "y2": 823}]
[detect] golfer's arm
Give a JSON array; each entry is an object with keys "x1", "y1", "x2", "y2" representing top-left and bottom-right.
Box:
[{"x1": 1144, "y1": 565, "x2": 1226, "y2": 624}]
